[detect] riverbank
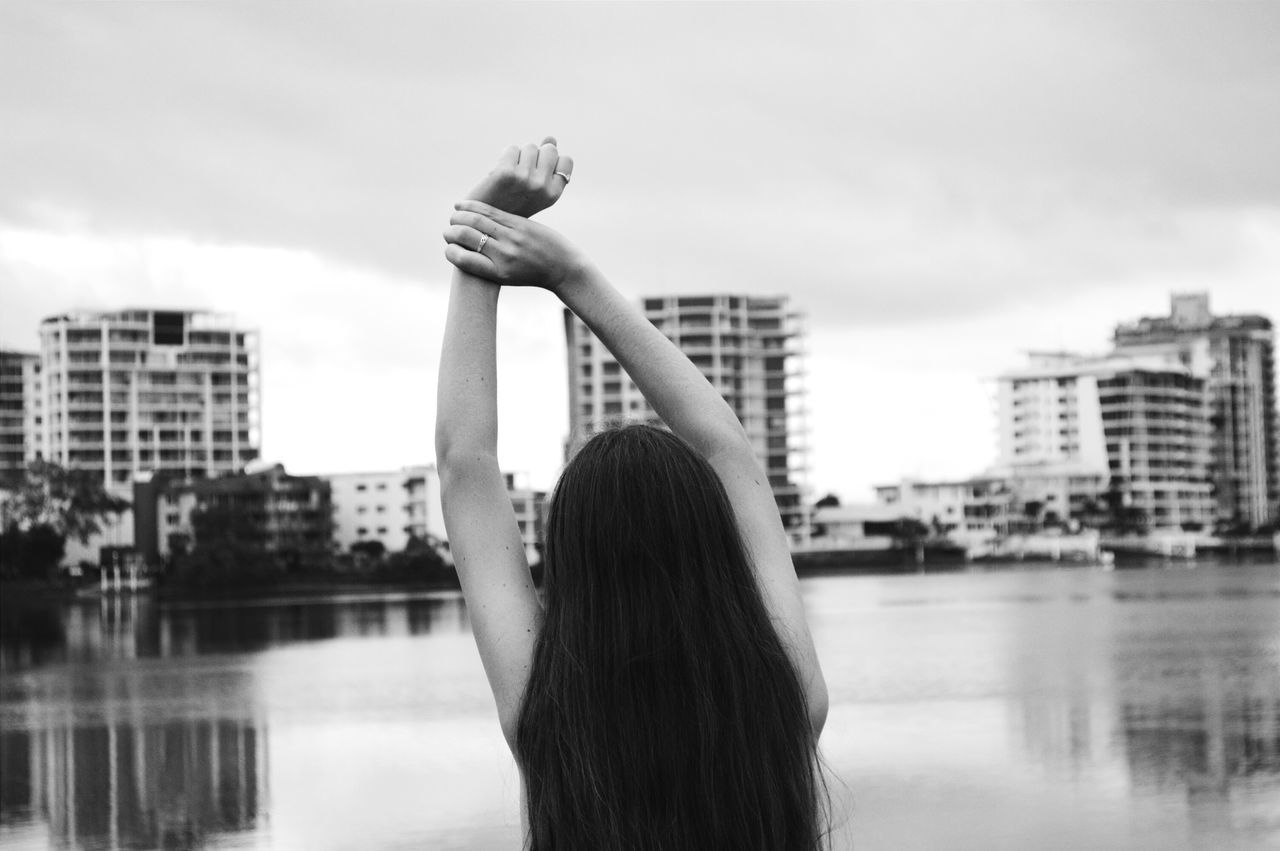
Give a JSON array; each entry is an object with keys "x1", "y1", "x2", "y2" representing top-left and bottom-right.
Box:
[{"x1": 0, "y1": 572, "x2": 463, "y2": 605}]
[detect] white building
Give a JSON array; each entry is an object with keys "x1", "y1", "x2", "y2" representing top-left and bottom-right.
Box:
[
  {"x1": 1112, "y1": 293, "x2": 1277, "y2": 529},
  {"x1": 564, "y1": 294, "x2": 809, "y2": 533},
  {"x1": 33, "y1": 309, "x2": 261, "y2": 561},
  {"x1": 322, "y1": 466, "x2": 542, "y2": 563},
  {"x1": 0, "y1": 350, "x2": 41, "y2": 483},
  {"x1": 38, "y1": 309, "x2": 261, "y2": 491},
  {"x1": 993, "y1": 350, "x2": 1214, "y2": 530},
  {"x1": 873, "y1": 477, "x2": 1014, "y2": 547},
  {"x1": 326, "y1": 466, "x2": 443, "y2": 554}
]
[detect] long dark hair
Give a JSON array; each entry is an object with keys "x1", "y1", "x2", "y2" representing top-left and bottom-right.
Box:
[{"x1": 516, "y1": 424, "x2": 826, "y2": 850}]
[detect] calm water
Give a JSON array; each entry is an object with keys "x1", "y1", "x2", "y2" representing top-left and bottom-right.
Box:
[{"x1": 1, "y1": 562, "x2": 1278, "y2": 850}]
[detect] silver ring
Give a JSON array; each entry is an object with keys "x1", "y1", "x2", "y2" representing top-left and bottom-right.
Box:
[
  {"x1": 476, "y1": 234, "x2": 489, "y2": 254},
  {"x1": 554, "y1": 171, "x2": 571, "y2": 184}
]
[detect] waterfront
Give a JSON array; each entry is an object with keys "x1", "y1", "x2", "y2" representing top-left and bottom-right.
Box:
[{"x1": 1, "y1": 562, "x2": 1277, "y2": 850}]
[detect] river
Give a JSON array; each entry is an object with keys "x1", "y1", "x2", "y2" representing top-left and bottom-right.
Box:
[{"x1": 1, "y1": 561, "x2": 1277, "y2": 850}]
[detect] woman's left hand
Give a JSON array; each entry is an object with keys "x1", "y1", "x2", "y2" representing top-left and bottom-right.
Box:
[
  {"x1": 443, "y1": 201, "x2": 587, "y2": 294},
  {"x1": 465, "y1": 137, "x2": 574, "y2": 218}
]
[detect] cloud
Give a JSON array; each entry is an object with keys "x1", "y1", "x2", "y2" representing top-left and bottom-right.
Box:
[
  {"x1": 2, "y1": 3, "x2": 1278, "y2": 494},
  {"x1": 2, "y1": 3, "x2": 1278, "y2": 327}
]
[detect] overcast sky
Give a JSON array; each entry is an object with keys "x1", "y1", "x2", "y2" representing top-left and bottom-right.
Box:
[{"x1": 2, "y1": 3, "x2": 1277, "y2": 500}]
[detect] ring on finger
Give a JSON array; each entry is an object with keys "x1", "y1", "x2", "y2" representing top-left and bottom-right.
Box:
[
  {"x1": 554, "y1": 171, "x2": 571, "y2": 184},
  {"x1": 476, "y1": 234, "x2": 489, "y2": 254}
]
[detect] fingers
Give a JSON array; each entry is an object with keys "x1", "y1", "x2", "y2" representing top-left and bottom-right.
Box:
[
  {"x1": 534, "y1": 140, "x2": 560, "y2": 183},
  {"x1": 448, "y1": 209, "x2": 507, "y2": 236},
  {"x1": 454, "y1": 200, "x2": 523, "y2": 229},
  {"x1": 517, "y1": 143, "x2": 539, "y2": 172},
  {"x1": 442, "y1": 224, "x2": 493, "y2": 254},
  {"x1": 496, "y1": 145, "x2": 519, "y2": 170},
  {"x1": 444, "y1": 244, "x2": 500, "y2": 280},
  {"x1": 554, "y1": 154, "x2": 574, "y2": 186}
]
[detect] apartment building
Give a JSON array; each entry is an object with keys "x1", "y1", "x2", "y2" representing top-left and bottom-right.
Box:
[
  {"x1": 503, "y1": 471, "x2": 547, "y2": 562},
  {"x1": 327, "y1": 466, "x2": 446, "y2": 553},
  {"x1": 149, "y1": 464, "x2": 331, "y2": 566},
  {"x1": 994, "y1": 351, "x2": 1214, "y2": 530},
  {"x1": 873, "y1": 477, "x2": 1016, "y2": 544},
  {"x1": 1112, "y1": 293, "x2": 1277, "y2": 529},
  {"x1": 36, "y1": 309, "x2": 261, "y2": 495},
  {"x1": 0, "y1": 350, "x2": 40, "y2": 484},
  {"x1": 325, "y1": 466, "x2": 540, "y2": 561},
  {"x1": 564, "y1": 294, "x2": 808, "y2": 532}
]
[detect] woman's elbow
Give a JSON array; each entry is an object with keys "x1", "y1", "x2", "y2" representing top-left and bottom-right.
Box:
[{"x1": 808, "y1": 675, "x2": 830, "y2": 739}]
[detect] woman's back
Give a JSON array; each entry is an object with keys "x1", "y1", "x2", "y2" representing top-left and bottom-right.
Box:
[{"x1": 516, "y1": 426, "x2": 825, "y2": 851}]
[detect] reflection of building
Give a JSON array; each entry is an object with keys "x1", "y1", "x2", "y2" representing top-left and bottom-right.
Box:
[
  {"x1": 0, "y1": 349, "x2": 41, "y2": 485},
  {"x1": 1113, "y1": 293, "x2": 1278, "y2": 529},
  {"x1": 0, "y1": 718, "x2": 266, "y2": 849},
  {"x1": 565, "y1": 295, "x2": 808, "y2": 532}
]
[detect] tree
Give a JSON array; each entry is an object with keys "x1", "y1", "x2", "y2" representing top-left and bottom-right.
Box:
[
  {"x1": 813, "y1": 493, "x2": 841, "y2": 510},
  {"x1": 351, "y1": 540, "x2": 387, "y2": 560},
  {"x1": 0, "y1": 524, "x2": 66, "y2": 580},
  {"x1": 1, "y1": 460, "x2": 130, "y2": 544},
  {"x1": 167, "y1": 503, "x2": 277, "y2": 589}
]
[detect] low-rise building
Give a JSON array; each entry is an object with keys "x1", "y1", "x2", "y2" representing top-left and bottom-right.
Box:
[
  {"x1": 874, "y1": 477, "x2": 1015, "y2": 547},
  {"x1": 141, "y1": 464, "x2": 331, "y2": 567}
]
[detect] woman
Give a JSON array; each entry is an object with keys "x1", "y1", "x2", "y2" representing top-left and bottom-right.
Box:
[{"x1": 436, "y1": 139, "x2": 829, "y2": 850}]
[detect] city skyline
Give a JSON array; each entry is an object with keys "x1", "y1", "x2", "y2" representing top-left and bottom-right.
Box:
[{"x1": 2, "y1": 4, "x2": 1278, "y2": 500}]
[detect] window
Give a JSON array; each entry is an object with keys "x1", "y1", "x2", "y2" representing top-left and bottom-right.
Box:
[{"x1": 356, "y1": 484, "x2": 367, "y2": 492}]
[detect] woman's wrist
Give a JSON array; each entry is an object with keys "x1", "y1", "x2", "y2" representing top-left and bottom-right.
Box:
[{"x1": 551, "y1": 255, "x2": 600, "y2": 301}]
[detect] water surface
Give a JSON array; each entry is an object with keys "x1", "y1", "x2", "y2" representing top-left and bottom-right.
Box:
[{"x1": 2, "y1": 563, "x2": 1277, "y2": 849}]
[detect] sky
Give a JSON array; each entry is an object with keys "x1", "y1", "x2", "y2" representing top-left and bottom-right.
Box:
[{"x1": 1, "y1": 2, "x2": 1277, "y2": 501}]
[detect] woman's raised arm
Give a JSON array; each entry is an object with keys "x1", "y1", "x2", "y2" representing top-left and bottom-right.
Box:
[
  {"x1": 434, "y1": 140, "x2": 572, "y2": 749},
  {"x1": 443, "y1": 203, "x2": 828, "y2": 736}
]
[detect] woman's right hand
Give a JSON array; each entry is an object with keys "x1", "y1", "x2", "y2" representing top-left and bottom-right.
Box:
[{"x1": 443, "y1": 200, "x2": 588, "y2": 294}]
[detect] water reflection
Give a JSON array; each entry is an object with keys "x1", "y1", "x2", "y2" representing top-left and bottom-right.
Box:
[
  {"x1": 2, "y1": 569, "x2": 1277, "y2": 848},
  {"x1": 1, "y1": 718, "x2": 265, "y2": 850},
  {"x1": 0, "y1": 593, "x2": 470, "y2": 671}
]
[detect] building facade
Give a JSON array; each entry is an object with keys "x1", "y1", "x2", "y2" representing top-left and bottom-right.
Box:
[
  {"x1": 1112, "y1": 293, "x2": 1277, "y2": 529},
  {"x1": 564, "y1": 294, "x2": 808, "y2": 532},
  {"x1": 36, "y1": 309, "x2": 261, "y2": 495},
  {"x1": 326, "y1": 466, "x2": 445, "y2": 554},
  {"x1": 150, "y1": 465, "x2": 331, "y2": 566},
  {"x1": 874, "y1": 477, "x2": 1017, "y2": 543},
  {"x1": 323, "y1": 466, "x2": 539, "y2": 561},
  {"x1": 0, "y1": 349, "x2": 40, "y2": 485},
  {"x1": 994, "y1": 351, "x2": 1214, "y2": 531}
]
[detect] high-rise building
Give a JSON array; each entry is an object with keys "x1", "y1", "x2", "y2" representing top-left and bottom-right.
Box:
[
  {"x1": 564, "y1": 294, "x2": 808, "y2": 532},
  {"x1": 0, "y1": 349, "x2": 41, "y2": 484},
  {"x1": 994, "y1": 351, "x2": 1215, "y2": 530},
  {"x1": 36, "y1": 309, "x2": 261, "y2": 494},
  {"x1": 1112, "y1": 293, "x2": 1277, "y2": 529}
]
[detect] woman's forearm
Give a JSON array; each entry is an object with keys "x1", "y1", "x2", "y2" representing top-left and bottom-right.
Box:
[
  {"x1": 435, "y1": 270, "x2": 501, "y2": 465},
  {"x1": 557, "y1": 266, "x2": 749, "y2": 459}
]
